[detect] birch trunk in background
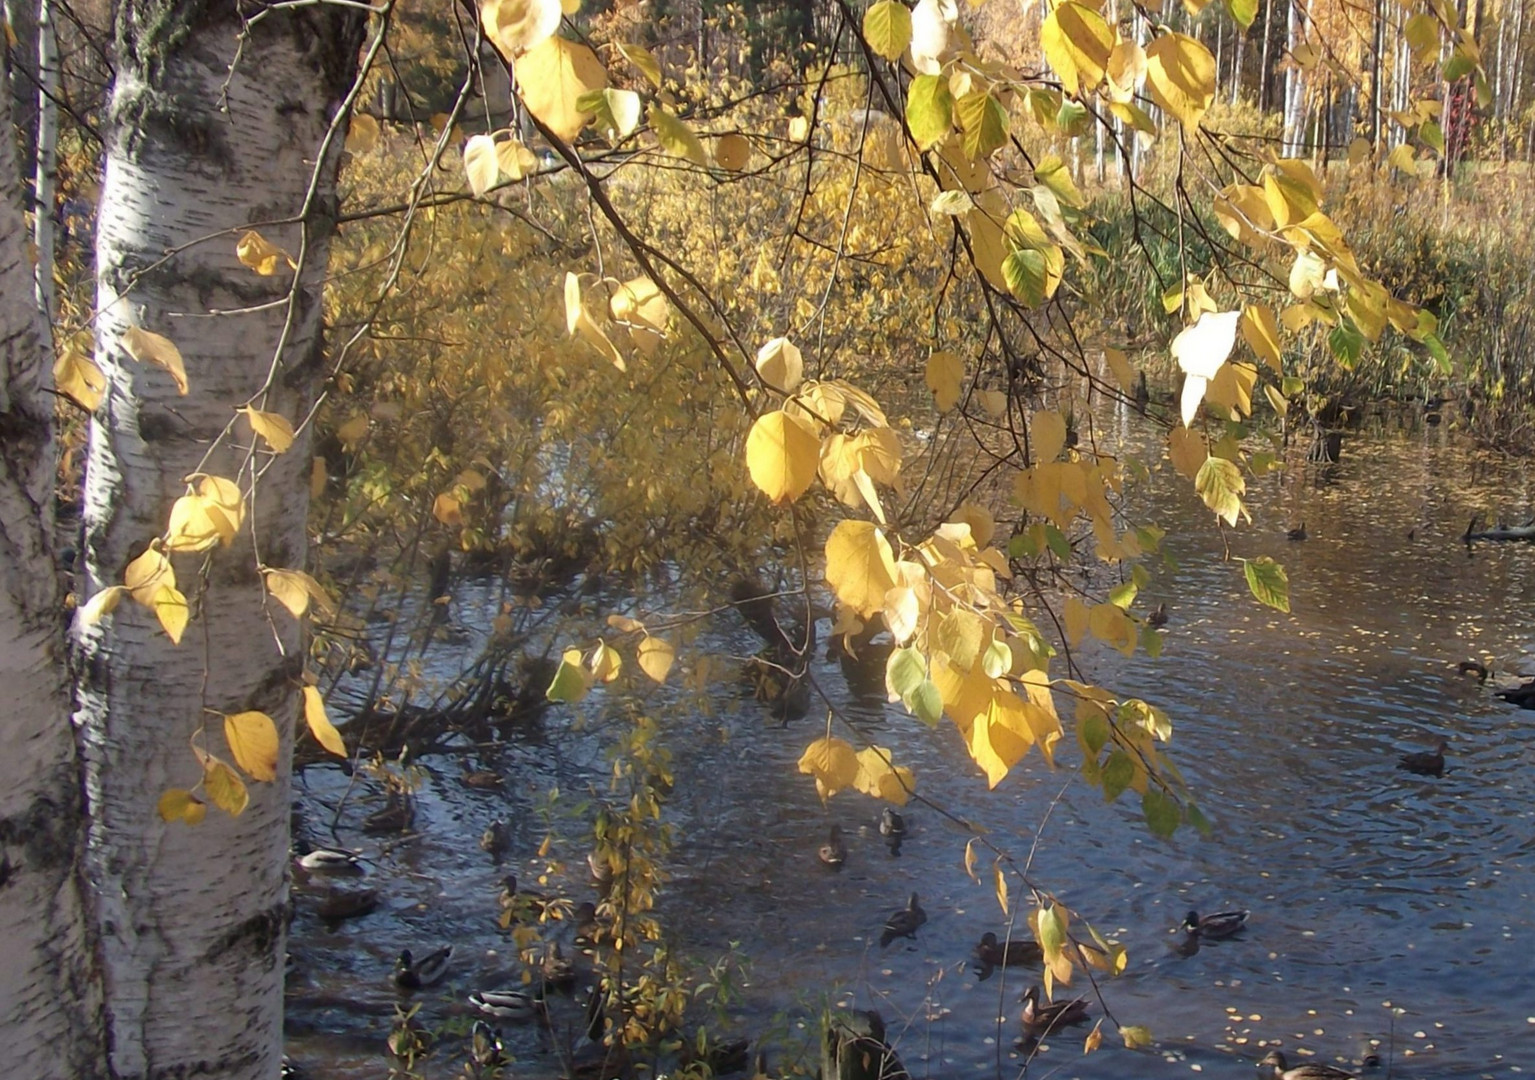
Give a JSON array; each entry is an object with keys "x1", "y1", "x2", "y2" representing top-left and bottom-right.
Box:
[
  {"x1": 33, "y1": 0, "x2": 58, "y2": 319},
  {"x1": 0, "y1": 39, "x2": 103, "y2": 1080},
  {"x1": 74, "y1": 5, "x2": 361, "y2": 1078}
]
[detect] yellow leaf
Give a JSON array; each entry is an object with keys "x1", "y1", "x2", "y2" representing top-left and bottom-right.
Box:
[
  {"x1": 963, "y1": 837, "x2": 980, "y2": 881},
  {"x1": 1168, "y1": 426, "x2": 1207, "y2": 480},
  {"x1": 464, "y1": 133, "x2": 502, "y2": 195},
  {"x1": 1063, "y1": 595, "x2": 1091, "y2": 646},
  {"x1": 951, "y1": 501, "x2": 995, "y2": 547},
  {"x1": 1084, "y1": 1020, "x2": 1104, "y2": 1054},
  {"x1": 240, "y1": 406, "x2": 295, "y2": 452},
  {"x1": 224, "y1": 710, "x2": 279, "y2": 782},
  {"x1": 481, "y1": 0, "x2": 562, "y2": 55},
  {"x1": 978, "y1": 389, "x2": 1006, "y2": 418},
  {"x1": 1240, "y1": 304, "x2": 1282, "y2": 370},
  {"x1": 1033, "y1": 409, "x2": 1067, "y2": 462},
  {"x1": 236, "y1": 231, "x2": 287, "y2": 276},
  {"x1": 925, "y1": 350, "x2": 963, "y2": 412},
  {"x1": 203, "y1": 757, "x2": 249, "y2": 816},
  {"x1": 648, "y1": 103, "x2": 708, "y2": 165},
  {"x1": 993, "y1": 863, "x2": 1009, "y2": 915},
  {"x1": 755, "y1": 337, "x2": 804, "y2": 394},
  {"x1": 78, "y1": 585, "x2": 127, "y2": 627},
  {"x1": 1204, "y1": 361, "x2": 1258, "y2": 419},
  {"x1": 157, "y1": 787, "x2": 206, "y2": 825},
  {"x1": 302, "y1": 686, "x2": 347, "y2": 757},
  {"x1": 263, "y1": 567, "x2": 335, "y2": 619},
  {"x1": 616, "y1": 41, "x2": 662, "y2": 88},
  {"x1": 1041, "y1": 2, "x2": 1114, "y2": 97},
  {"x1": 1145, "y1": 32, "x2": 1215, "y2": 130},
  {"x1": 714, "y1": 133, "x2": 750, "y2": 170},
  {"x1": 1171, "y1": 310, "x2": 1240, "y2": 426},
  {"x1": 854, "y1": 744, "x2": 914, "y2": 804},
  {"x1": 517, "y1": 36, "x2": 606, "y2": 142},
  {"x1": 122, "y1": 325, "x2": 188, "y2": 395},
  {"x1": 346, "y1": 112, "x2": 378, "y2": 153},
  {"x1": 825, "y1": 520, "x2": 898, "y2": 619},
  {"x1": 336, "y1": 413, "x2": 369, "y2": 447},
  {"x1": 797, "y1": 736, "x2": 861, "y2": 801},
  {"x1": 1120, "y1": 1025, "x2": 1154, "y2": 1049},
  {"x1": 433, "y1": 492, "x2": 464, "y2": 526},
  {"x1": 590, "y1": 640, "x2": 622, "y2": 683},
  {"x1": 1104, "y1": 347, "x2": 1135, "y2": 393},
  {"x1": 745, "y1": 409, "x2": 820, "y2": 504},
  {"x1": 1106, "y1": 41, "x2": 1147, "y2": 102},
  {"x1": 153, "y1": 584, "x2": 188, "y2": 644},
  {"x1": 125, "y1": 542, "x2": 174, "y2": 606},
  {"x1": 497, "y1": 138, "x2": 538, "y2": 180},
  {"x1": 53, "y1": 345, "x2": 106, "y2": 411},
  {"x1": 165, "y1": 494, "x2": 225, "y2": 553},
  {"x1": 637, "y1": 637, "x2": 675, "y2": 683},
  {"x1": 546, "y1": 647, "x2": 593, "y2": 703}
]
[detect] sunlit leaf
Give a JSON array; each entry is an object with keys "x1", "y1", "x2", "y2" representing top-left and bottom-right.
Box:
[
  {"x1": 1243, "y1": 556, "x2": 1290, "y2": 612},
  {"x1": 755, "y1": 337, "x2": 804, "y2": 394},
  {"x1": 54, "y1": 344, "x2": 106, "y2": 412},
  {"x1": 714, "y1": 133, "x2": 750, "y2": 170},
  {"x1": 649, "y1": 104, "x2": 708, "y2": 164},
  {"x1": 1145, "y1": 32, "x2": 1216, "y2": 130},
  {"x1": 158, "y1": 787, "x2": 206, "y2": 825},
  {"x1": 122, "y1": 325, "x2": 188, "y2": 395},
  {"x1": 826, "y1": 520, "x2": 898, "y2": 619},
  {"x1": 745, "y1": 409, "x2": 820, "y2": 503},
  {"x1": 863, "y1": 0, "x2": 913, "y2": 61},
  {"x1": 481, "y1": 0, "x2": 563, "y2": 55},
  {"x1": 1041, "y1": 1, "x2": 1114, "y2": 97},
  {"x1": 638, "y1": 636, "x2": 676, "y2": 683},
  {"x1": 906, "y1": 74, "x2": 953, "y2": 150},
  {"x1": 263, "y1": 567, "x2": 335, "y2": 619},
  {"x1": 517, "y1": 36, "x2": 606, "y2": 142},
  {"x1": 1171, "y1": 310, "x2": 1240, "y2": 426},
  {"x1": 546, "y1": 647, "x2": 593, "y2": 702},
  {"x1": 204, "y1": 756, "x2": 249, "y2": 816},
  {"x1": 302, "y1": 685, "x2": 347, "y2": 757},
  {"x1": 236, "y1": 231, "x2": 287, "y2": 276},
  {"x1": 240, "y1": 406, "x2": 295, "y2": 453},
  {"x1": 1194, "y1": 455, "x2": 1245, "y2": 526},
  {"x1": 78, "y1": 585, "x2": 127, "y2": 627},
  {"x1": 797, "y1": 736, "x2": 861, "y2": 801},
  {"x1": 224, "y1": 710, "x2": 279, "y2": 782}
]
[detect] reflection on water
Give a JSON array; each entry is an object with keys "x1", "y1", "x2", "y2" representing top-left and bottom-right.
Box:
[{"x1": 287, "y1": 417, "x2": 1535, "y2": 1079}]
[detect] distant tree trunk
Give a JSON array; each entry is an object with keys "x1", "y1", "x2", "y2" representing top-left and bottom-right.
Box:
[
  {"x1": 0, "y1": 39, "x2": 103, "y2": 1080},
  {"x1": 32, "y1": 0, "x2": 58, "y2": 319},
  {"x1": 1259, "y1": 0, "x2": 1275, "y2": 110},
  {"x1": 1282, "y1": 0, "x2": 1306, "y2": 155},
  {"x1": 74, "y1": 6, "x2": 362, "y2": 1079},
  {"x1": 1370, "y1": 0, "x2": 1385, "y2": 152},
  {"x1": 1231, "y1": 23, "x2": 1246, "y2": 105}
]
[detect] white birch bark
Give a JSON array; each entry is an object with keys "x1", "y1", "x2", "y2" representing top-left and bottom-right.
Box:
[
  {"x1": 33, "y1": 0, "x2": 58, "y2": 319},
  {"x1": 0, "y1": 41, "x2": 103, "y2": 1080},
  {"x1": 74, "y1": 7, "x2": 360, "y2": 1078}
]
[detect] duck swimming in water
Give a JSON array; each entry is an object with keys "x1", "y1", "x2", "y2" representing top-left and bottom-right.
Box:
[
  {"x1": 468, "y1": 988, "x2": 547, "y2": 1022},
  {"x1": 879, "y1": 892, "x2": 927, "y2": 947},
  {"x1": 1181, "y1": 908, "x2": 1250, "y2": 939},
  {"x1": 1020, "y1": 984, "x2": 1090, "y2": 1036},
  {"x1": 1397, "y1": 739, "x2": 1447, "y2": 777},
  {"x1": 819, "y1": 825, "x2": 847, "y2": 869},
  {"x1": 1256, "y1": 1049, "x2": 1356, "y2": 1080},
  {"x1": 974, "y1": 931, "x2": 1043, "y2": 967},
  {"x1": 394, "y1": 945, "x2": 452, "y2": 989}
]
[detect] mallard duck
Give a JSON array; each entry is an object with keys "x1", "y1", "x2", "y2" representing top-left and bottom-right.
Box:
[
  {"x1": 974, "y1": 931, "x2": 1043, "y2": 967},
  {"x1": 1181, "y1": 908, "x2": 1250, "y2": 939},
  {"x1": 1257, "y1": 1050, "x2": 1356, "y2": 1080},
  {"x1": 496, "y1": 874, "x2": 551, "y2": 925},
  {"x1": 879, "y1": 892, "x2": 927, "y2": 947},
  {"x1": 588, "y1": 848, "x2": 615, "y2": 895},
  {"x1": 819, "y1": 825, "x2": 847, "y2": 869},
  {"x1": 879, "y1": 807, "x2": 907, "y2": 840},
  {"x1": 362, "y1": 795, "x2": 414, "y2": 835},
  {"x1": 469, "y1": 988, "x2": 547, "y2": 1022},
  {"x1": 469, "y1": 1020, "x2": 505, "y2": 1068},
  {"x1": 462, "y1": 764, "x2": 503, "y2": 790},
  {"x1": 540, "y1": 942, "x2": 577, "y2": 993},
  {"x1": 296, "y1": 846, "x2": 364, "y2": 875},
  {"x1": 1020, "y1": 985, "x2": 1090, "y2": 1036},
  {"x1": 1146, "y1": 602, "x2": 1169, "y2": 629},
  {"x1": 1398, "y1": 739, "x2": 1447, "y2": 777},
  {"x1": 480, "y1": 819, "x2": 512, "y2": 861},
  {"x1": 1287, "y1": 522, "x2": 1308, "y2": 541},
  {"x1": 316, "y1": 886, "x2": 378, "y2": 923},
  {"x1": 394, "y1": 945, "x2": 452, "y2": 989}
]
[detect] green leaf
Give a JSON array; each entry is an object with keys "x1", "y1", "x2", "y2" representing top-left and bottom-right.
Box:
[
  {"x1": 1108, "y1": 581, "x2": 1137, "y2": 609},
  {"x1": 1003, "y1": 248, "x2": 1049, "y2": 307},
  {"x1": 1242, "y1": 556, "x2": 1290, "y2": 613},
  {"x1": 1139, "y1": 624, "x2": 1165, "y2": 658},
  {"x1": 1081, "y1": 712, "x2": 1110, "y2": 755},
  {"x1": 956, "y1": 91, "x2": 1009, "y2": 160},
  {"x1": 546, "y1": 653, "x2": 592, "y2": 703},
  {"x1": 1443, "y1": 46, "x2": 1474, "y2": 81},
  {"x1": 906, "y1": 679, "x2": 944, "y2": 726},
  {"x1": 1224, "y1": 0, "x2": 1258, "y2": 29},
  {"x1": 1055, "y1": 99, "x2": 1090, "y2": 136},
  {"x1": 1185, "y1": 802, "x2": 1213, "y2": 837},
  {"x1": 863, "y1": 0, "x2": 913, "y2": 62},
  {"x1": 1142, "y1": 788, "x2": 1180, "y2": 838},
  {"x1": 1194, "y1": 455, "x2": 1245, "y2": 526},
  {"x1": 1101, "y1": 749, "x2": 1134, "y2": 802},
  {"x1": 906, "y1": 74, "x2": 953, "y2": 151},
  {"x1": 1403, "y1": 12, "x2": 1438, "y2": 57},
  {"x1": 1424, "y1": 333, "x2": 1451, "y2": 374},
  {"x1": 886, "y1": 645, "x2": 927, "y2": 699},
  {"x1": 1419, "y1": 120, "x2": 1445, "y2": 156},
  {"x1": 1328, "y1": 318, "x2": 1364, "y2": 369},
  {"x1": 1044, "y1": 523, "x2": 1072, "y2": 560}
]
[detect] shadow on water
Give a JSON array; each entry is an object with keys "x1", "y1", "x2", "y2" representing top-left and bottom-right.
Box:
[{"x1": 286, "y1": 415, "x2": 1535, "y2": 1078}]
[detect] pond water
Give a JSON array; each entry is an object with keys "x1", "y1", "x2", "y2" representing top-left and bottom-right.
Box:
[{"x1": 285, "y1": 411, "x2": 1535, "y2": 1080}]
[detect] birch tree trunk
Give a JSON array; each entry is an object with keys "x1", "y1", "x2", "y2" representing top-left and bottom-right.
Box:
[
  {"x1": 74, "y1": 6, "x2": 361, "y2": 1079},
  {"x1": 0, "y1": 41, "x2": 103, "y2": 1080}
]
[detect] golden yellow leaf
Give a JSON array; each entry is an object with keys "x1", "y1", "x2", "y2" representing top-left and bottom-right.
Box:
[
  {"x1": 157, "y1": 787, "x2": 207, "y2": 825},
  {"x1": 755, "y1": 337, "x2": 804, "y2": 394},
  {"x1": 978, "y1": 389, "x2": 1006, "y2": 418},
  {"x1": 616, "y1": 41, "x2": 662, "y2": 87},
  {"x1": 825, "y1": 520, "x2": 898, "y2": 619},
  {"x1": 1240, "y1": 304, "x2": 1282, "y2": 370},
  {"x1": 1033, "y1": 409, "x2": 1067, "y2": 462},
  {"x1": 1083, "y1": 1021, "x2": 1104, "y2": 1054},
  {"x1": 122, "y1": 325, "x2": 188, "y2": 395},
  {"x1": 433, "y1": 492, "x2": 464, "y2": 526},
  {"x1": 498, "y1": 138, "x2": 539, "y2": 179},
  {"x1": 1106, "y1": 41, "x2": 1146, "y2": 102},
  {"x1": 745, "y1": 409, "x2": 820, "y2": 504},
  {"x1": 1041, "y1": 1, "x2": 1114, "y2": 97},
  {"x1": 464, "y1": 134, "x2": 502, "y2": 195},
  {"x1": 797, "y1": 736, "x2": 861, "y2": 801},
  {"x1": 165, "y1": 493, "x2": 226, "y2": 552},
  {"x1": 993, "y1": 863, "x2": 1009, "y2": 915},
  {"x1": 590, "y1": 640, "x2": 622, "y2": 683},
  {"x1": 302, "y1": 686, "x2": 347, "y2": 758},
  {"x1": 854, "y1": 745, "x2": 914, "y2": 804},
  {"x1": 482, "y1": 0, "x2": 562, "y2": 55},
  {"x1": 346, "y1": 112, "x2": 379, "y2": 153},
  {"x1": 715, "y1": 133, "x2": 750, "y2": 170},
  {"x1": 240, "y1": 406, "x2": 295, "y2": 452},
  {"x1": 263, "y1": 567, "x2": 335, "y2": 618},
  {"x1": 236, "y1": 231, "x2": 287, "y2": 276},
  {"x1": 951, "y1": 501, "x2": 995, "y2": 547},
  {"x1": 925, "y1": 350, "x2": 963, "y2": 412},
  {"x1": 637, "y1": 636, "x2": 676, "y2": 683},
  {"x1": 78, "y1": 585, "x2": 127, "y2": 627},
  {"x1": 517, "y1": 37, "x2": 606, "y2": 142},
  {"x1": 54, "y1": 345, "x2": 106, "y2": 411},
  {"x1": 225, "y1": 710, "x2": 279, "y2": 782},
  {"x1": 649, "y1": 103, "x2": 708, "y2": 164},
  {"x1": 1145, "y1": 33, "x2": 1215, "y2": 131},
  {"x1": 1121, "y1": 1025, "x2": 1154, "y2": 1049},
  {"x1": 153, "y1": 584, "x2": 188, "y2": 644},
  {"x1": 124, "y1": 542, "x2": 174, "y2": 606},
  {"x1": 203, "y1": 756, "x2": 249, "y2": 816},
  {"x1": 1104, "y1": 347, "x2": 1135, "y2": 393},
  {"x1": 1063, "y1": 595, "x2": 1091, "y2": 646},
  {"x1": 564, "y1": 272, "x2": 627, "y2": 370}
]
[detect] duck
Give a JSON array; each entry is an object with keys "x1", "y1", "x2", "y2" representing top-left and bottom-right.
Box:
[
  {"x1": 1019, "y1": 984, "x2": 1090, "y2": 1036},
  {"x1": 469, "y1": 1020, "x2": 505, "y2": 1068},
  {"x1": 315, "y1": 886, "x2": 378, "y2": 923},
  {"x1": 1287, "y1": 522, "x2": 1308, "y2": 541},
  {"x1": 496, "y1": 874, "x2": 551, "y2": 926},
  {"x1": 879, "y1": 892, "x2": 927, "y2": 947},
  {"x1": 572, "y1": 901, "x2": 602, "y2": 947},
  {"x1": 1397, "y1": 739, "x2": 1447, "y2": 777},
  {"x1": 1146, "y1": 602, "x2": 1169, "y2": 629},
  {"x1": 878, "y1": 807, "x2": 907, "y2": 840},
  {"x1": 1181, "y1": 908, "x2": 1250, "y2": 939},
  {"x1": 362, "y1": 794, "x2": 414, "y2": 835},
  {"x1": 1458, "y1": 659, "x2": 1490, "y2": 682},
  {"x1": 394, "y1": 945, "x2": 453, "y2": 989},
  {"x1": 1256, "y1": 1049, "x2": 1356, "y2": 1080},
  {"x1": 974, "y1": 931, "x2": 1043, "y2": 967},
  {"x1": 462, "y1": 764, "x2": 503, "y2": 790},
  {"x1": 540, "y1": 942, "x2": 578, "y2": 993},
  {"x1": 469, "y1": 988, "x2": 547, "y2": 1022},
  {"x1": 680, "y1": 1036, "x2": 751, "y2": 1075},
  {"x1": 296, "y1": 847, "x2": 364, "y2": 875},
  {"x1": 588, "y1": 848, "x2": 615, "y2": 895},
  {"x1": 480, "y1": 819, "x2": 512, "y2": 861},
  {"x1": 818, "y1": 825, "x2": 847, "y2": 869}
]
